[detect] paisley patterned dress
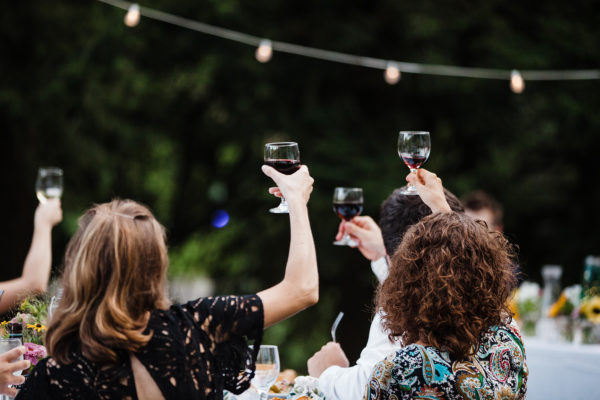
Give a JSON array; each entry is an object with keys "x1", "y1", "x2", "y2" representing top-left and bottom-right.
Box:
[{"x1": 364, "y1": 323, "x2": 528, "y2": 400}]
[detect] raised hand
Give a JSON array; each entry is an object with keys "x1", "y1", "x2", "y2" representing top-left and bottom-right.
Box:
[
  {"x1": 34, "y1": 198, "x2": 63, "y2": 230},
  {"x1": 406, "y1": 169, "x2": 451, "y2": 213},
  {"x1": 262, "y1": 165, "x2": 314, "y2": 208},
  {"x1": 336, "y1": 216, "x2": 386, "y2": 261}
]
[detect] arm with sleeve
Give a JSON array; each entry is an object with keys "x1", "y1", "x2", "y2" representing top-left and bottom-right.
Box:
[{"x1": 318, "y1": 257, "x2": 399, "y2": 400}]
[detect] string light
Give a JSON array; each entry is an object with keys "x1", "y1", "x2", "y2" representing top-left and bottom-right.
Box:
[
  {"x1": 384, "y1": 62, "x2": 401, "y2": 85},
  {"x1": 124, "y1": 3, "x2": 140, "y2": 27},
  {"x1": 510, "y1": 70, "x2": 525, "y2": 93},
  {"x1": 255, "y1": 39, "x2": 273, "y2": 63},
  {"x1": 99, "y1": 0, "x2": 600, "y2": 92}
]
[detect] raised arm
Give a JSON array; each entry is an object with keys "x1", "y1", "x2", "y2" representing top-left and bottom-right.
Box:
[
  {"x1": 257, "y1": 165, "x2": 318, "y2": 328},
  {"x1": 0, "y1": 199, "x2": 62, "y2": 313}
]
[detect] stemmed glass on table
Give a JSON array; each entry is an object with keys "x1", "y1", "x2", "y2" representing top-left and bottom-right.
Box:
[
  {"x1": 250, "y1": 345, "x2": 280, "y2": 400},
  {"x1": 332, "y1": 187, "x2": 364, "y2": 247},
  {"x1": 0, "y1": 338, "x2": 24, "y2": 400},
  {"x1": 35, "y1": 167, "x2": 63, "y2": 204},
  {"x1": 264, "y1": 142, "x2": 301, "y2": 214},
  {"x1": 397, "y1": 131, "x2": 430, "y2": 195}
]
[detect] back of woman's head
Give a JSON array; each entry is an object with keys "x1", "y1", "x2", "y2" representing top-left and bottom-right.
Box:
[
  {"x1": 377, "y1": 212, "x2": 518, "y2": 360},
  {"x1": 46, "y1": 199, "x2": 170, "y2": 364}
]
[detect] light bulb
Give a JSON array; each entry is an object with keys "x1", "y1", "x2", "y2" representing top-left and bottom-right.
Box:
[
  {"x1": 124, "y1": 4, "x2": 140, "y2": 27},
  {"x1": 510, "y1": 69, "x2": 525, "y2": 93},
  {"x1": 255, "y1": 39, "x2": 273, "y2": 63},
  {"x1": 384, "y1": 62, "x2": 401, "y2": 85}
]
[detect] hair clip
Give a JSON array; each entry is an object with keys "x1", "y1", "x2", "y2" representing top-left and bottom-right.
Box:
[
  {"x1": 110, "y1": 211, "x2": 135, "y2": 220},
  {"x1": 96, "y1": 210, "x2": 135, "y2": 220}
]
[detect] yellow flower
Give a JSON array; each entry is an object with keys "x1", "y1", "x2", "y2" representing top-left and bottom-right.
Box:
[
  {"x1": 0, "y1": 321, "x2": 8, "y2": 326},
  {"x1": 548, "y1": 293, "x2": 567, "y2": 318},
  {"x1": 508, "y1": 289, "x2": 519, "y2": 320},
  {"x1": 26, "y1": 323, "x2": 46, "y2": 333},
  {"x1": 581, "y1": 296, "x2": 600, "y2": 325}
]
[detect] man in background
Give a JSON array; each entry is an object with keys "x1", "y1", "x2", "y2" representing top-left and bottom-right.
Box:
[{"x1": 462, "y1": 190, "x2": 503, "y2": 232}]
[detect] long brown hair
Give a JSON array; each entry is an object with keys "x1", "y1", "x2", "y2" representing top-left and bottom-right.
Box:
[
  {"x1": 377, "y1": 212, "x2": 517, "y2": 359},
  {"x1": 45, "y1": 200, "x2": 171, "y2": 364}
]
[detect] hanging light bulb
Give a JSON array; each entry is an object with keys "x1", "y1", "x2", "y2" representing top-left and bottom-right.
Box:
[
  {"x1": 255, "y1": 39, "x2": 273, "y2": 63},
  {"x1": 124, "y1": 3, "x2": 140, "y2": 27},
  {"x1": 510, "y1": 69, "x2": 525, "y2": 93},
  {"x1": 384, "y1": 62, "x2": 401, "y2": 85}
]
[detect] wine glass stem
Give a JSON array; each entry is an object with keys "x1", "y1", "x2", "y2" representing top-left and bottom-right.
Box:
[
  {"x1": 280, "y1": 197, "x2": 288, "y2": 207},
  {"x1": 409, "y1": 168, "x2": 418, "y2": 188},
  {"x1": 259, "y1": 390, "x2": 268, "y2": 400}
]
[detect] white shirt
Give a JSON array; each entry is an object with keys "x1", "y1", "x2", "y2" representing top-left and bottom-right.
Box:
[{"x1": 318, "y1": 257, "x2": 401, "y2": 400}]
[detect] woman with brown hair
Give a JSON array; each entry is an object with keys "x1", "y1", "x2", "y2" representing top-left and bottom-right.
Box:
[
  {"x1": 17, "y1": 165, "x2": 318, "y2": 399},
  {"x1": 364, "y1": 170, "x2": 527, "y2": 400}
]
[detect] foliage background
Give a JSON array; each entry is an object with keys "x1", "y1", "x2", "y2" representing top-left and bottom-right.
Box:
[{"x1": 1, "y1": 0, "x2": 599, "y2": 371}]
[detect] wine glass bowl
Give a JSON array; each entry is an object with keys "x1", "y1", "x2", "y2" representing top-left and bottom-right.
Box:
[
  {"x1": 397, "y1": 131, "x2": 430, "y2": 195},
  {"x1": 332, "y1": 187, "x2": 364, "y2": 247},
  {"x1": 264, "y1": 142, "x2": 300, "y2": 213},
  {"x1": 250, "y1": 345, "x2": 280, "y2": 399},
  {"x1": 36, "y1": 167, "x2": 63, "y2": 204}
]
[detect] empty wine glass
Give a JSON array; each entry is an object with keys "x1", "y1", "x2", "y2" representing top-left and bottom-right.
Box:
[
  {"x1": 333, "y1": 187, "x2": 364, "y2": 247},
  {"x1": 264, "y1": 142, "x2": 300, "y2": 214},
  {"x1": 250, "y1": 345, "x2": 280, "y2": 400},
  {"x1": 36, "y1": 167, "x2": 63, "y2": 203},
  {"x1": 397, "y1": 131, "x2": 430, "y2": 195}
]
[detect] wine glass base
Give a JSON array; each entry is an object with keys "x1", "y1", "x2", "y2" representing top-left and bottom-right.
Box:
[
  {"x1": 269, "y1": 205, "x2": 289, "y2": 214},
  {"x1": 333, "y1": 238, "x2": 358, "y2": 247},
  {"x1": 398, "y1": 185, "x2": 419, "y2": 196}
]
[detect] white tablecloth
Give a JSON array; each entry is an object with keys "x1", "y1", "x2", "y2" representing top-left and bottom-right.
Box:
[{"x1": 524, "y1": 337, "x2": 600, "y2": 400}]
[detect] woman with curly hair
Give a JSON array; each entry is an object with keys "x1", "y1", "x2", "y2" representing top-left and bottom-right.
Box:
[{"x1": 365, "y1": 170, "x2": 527, "y2": 400}]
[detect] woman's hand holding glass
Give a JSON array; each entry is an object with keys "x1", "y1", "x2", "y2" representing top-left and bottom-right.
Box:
[
  {"x1": 406, "y1": 169, "x2": 451, "y2": 213},
  {"x1": 0, "y1": 345, "x2": 29, "y2": 397},
  {"x1": 262, "y1": 165, "x2": 314, "y2": 210},
  {"x1": 335, "y1": 216, "x2": 386, "y2": 261}
]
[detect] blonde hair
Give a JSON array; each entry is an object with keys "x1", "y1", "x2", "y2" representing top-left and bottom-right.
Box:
[{"x1": 45, "y1": 200, "x2": 171, "y2": 364}]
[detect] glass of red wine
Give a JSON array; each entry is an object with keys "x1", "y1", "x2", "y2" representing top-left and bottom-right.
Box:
[
  {"x1": 332, "y1": 187, "x2": 364, "y2": 247},
  {"x1": 264, "y1": 142, "x2": 301, "y2": 214},
  {"x1": 397, "y1": 131, "x2": 431, "y2": 195}
]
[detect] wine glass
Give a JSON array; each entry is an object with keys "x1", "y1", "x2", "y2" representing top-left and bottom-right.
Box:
[
  {"x1": 332, "y1": 187, "x2": 364, "y2": 247},
  {"x1": 36, "y1": 167, "x2": 63, "y2": 203},
  {"x1": 264, "y1": 142, "x2": 300, "y2": 214},
  {"x1": 397, "y1": 131, "x2": 430, "y2": 195},
  {"x1": 0, "y1": 338, "x2": 24, "y2": 400},
  {"x1": 0, "y1": 338, "x2": 24, "y2": 375},
  {"x1": 250, "y1": 345, "x2": 280, "y2": 400}
]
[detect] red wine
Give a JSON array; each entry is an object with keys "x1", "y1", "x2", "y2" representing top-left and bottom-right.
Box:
[
  {"x1": 265, "y1": 159, "x2": 301, "y2": 175},
  {"x1": 400, "y1": 154, "x2": 427, "y2": 169},
  {"x1": 333, "y1": 202, "x2": 363, "y2": 221}
]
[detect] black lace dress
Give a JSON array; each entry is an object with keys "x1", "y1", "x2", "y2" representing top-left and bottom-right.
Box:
[{"x1": 16, "y1": 295, "x2": 264, "y2": 399}]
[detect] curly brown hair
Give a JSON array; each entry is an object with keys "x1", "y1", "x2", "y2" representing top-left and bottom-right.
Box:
[{"x1": 377, "y1": 212, "x2": 518, "y2": 360}]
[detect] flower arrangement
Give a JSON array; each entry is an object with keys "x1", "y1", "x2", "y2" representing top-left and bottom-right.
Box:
[
  {"x1": 1, "y1": 297, "x2": 49, "y2": 373},
  {"x1": 510, "y1": 281, "x2": 542, "y2": 336},
  {"x1": 547, "y1": 283, "x2": 600, "y2": 343},
  {"x1": 548, "y1": 285, "x2": 581, "y2": 318}
]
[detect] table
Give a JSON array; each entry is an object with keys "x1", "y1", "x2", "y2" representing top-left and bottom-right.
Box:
[{"x1": 524, "y1": 337, "x2": 600, "y2": 400}]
